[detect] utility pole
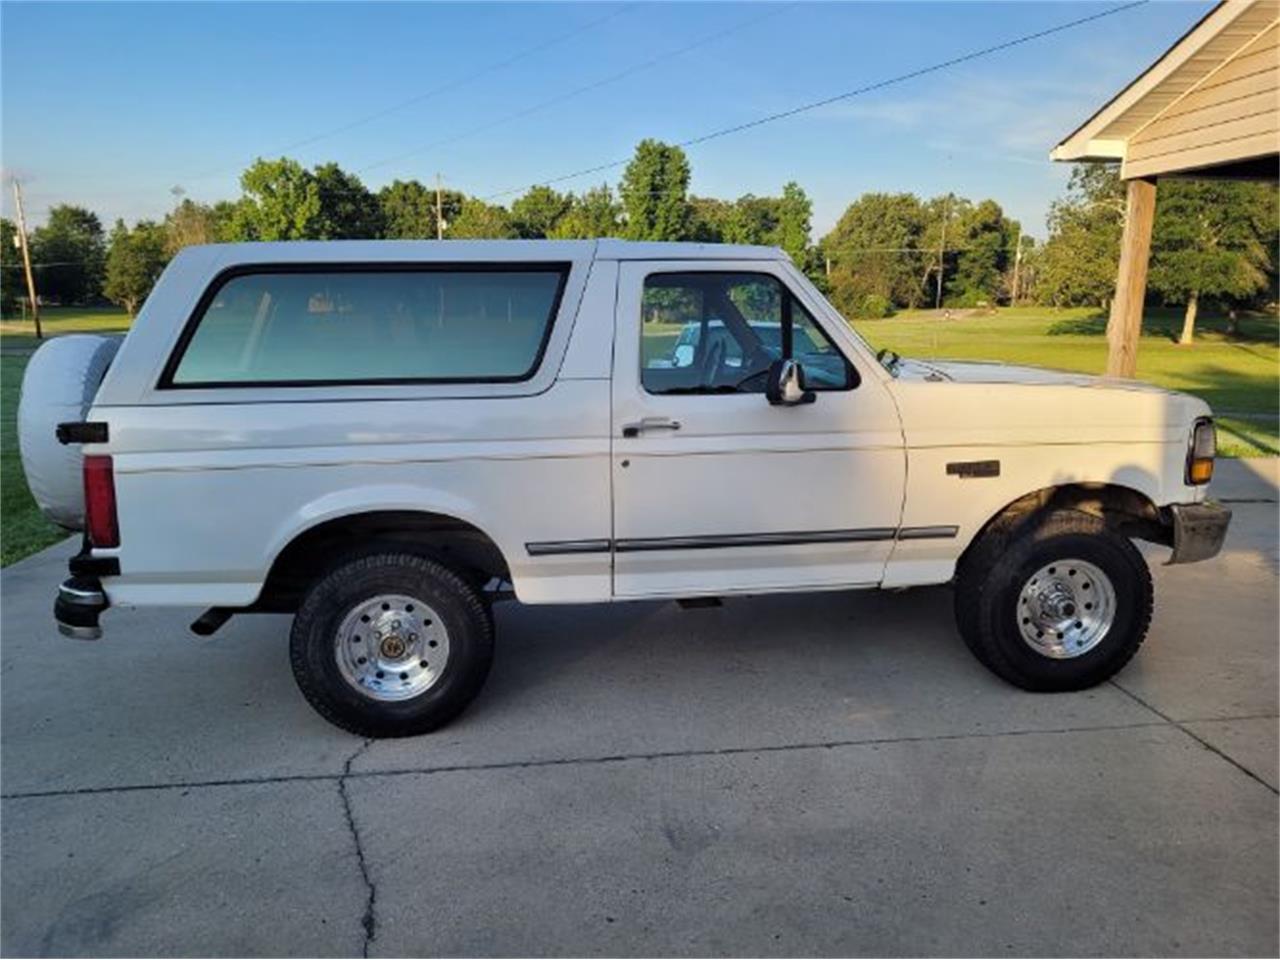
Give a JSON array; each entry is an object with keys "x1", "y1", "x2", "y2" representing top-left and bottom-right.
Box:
[
  {"x1": 10, "y1": 178, "x2": 42, "y2": 340},
  {"x1": 435, "y1": 173, "x2": 444, "y2": 241},
  {"x1": 1010, "y1": 227, "x2": 1024, "y2": 305},
  {"x1": 934, "y1": 195, "x2": 950, "y2": 311}
]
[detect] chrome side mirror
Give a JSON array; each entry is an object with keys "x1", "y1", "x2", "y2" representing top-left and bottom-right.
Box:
[{"x1": 765, "y1": 358, "x2": 815, "y2": 406}]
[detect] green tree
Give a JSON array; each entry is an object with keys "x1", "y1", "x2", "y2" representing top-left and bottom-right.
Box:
[
  {"x1": 773, "y1": 181, "x2": 813, "y2": 267},
  {"x1": 511, "y1": 186, "x2": 572, "y2": 239},
  {"x1": 167, "y1": 198, "x2": 243, "y2": 248},
  {"x1": 30, "y1": 205, "x2": 106, "y2": 304},
  {"x1": 620, "y1": 139, "x2": 691, "y2": 241},
  {"x1": 1, "y1": 218, "x2": 22, "y2": 314},
  {"x1": 1149, "y1": 180, "x2": 1277, "y2": 344},
  {"x1": 378, "y1": 180, "x2": 433, "y2": 238},
  {"x1": 821, "y1": 192, "x2": 929, "y2": 313},
  {"x1": 312, "y1": 163, "x2": 384, "y2": 239},
  {"x1": 231, "y1": 157, "x2": 321, "y2": 240},
  {"x1": 103, "y1": 219, "x2": 169, "y2": 316},
  {"x1": 165, "y1": 198, "x2": 219, "y2": 254},
  {"x1": 1036, "y1": 166, "x2": 1125, "y2": 308},
  {"x1": 919, "y1": 194, "x2": 970, "y2": 308},
  {"x1": 208, "y1": 201, "x2": 241, "y2": 242},
  {"x1": 688, "y1": 196, "x2": 732, "y2": 242},
  {"x1": 1010, "y1": 236, "x2": 1040, "y2": 305},
  {"x1": 946, "y1": 199, "x2": 1015, "y2": 306},
  {"x1": 378, "y1": 180, "x2": 464, "y2": 239},
  {"x1": 549, "y1": 184, "x2": 623, "y2": 239},
  {"x1": 723, "y1": 195, "x2": 779, "y2": 246},
  {"x1": 447, "y1": 199, "x2": 517, "y2": 239}
]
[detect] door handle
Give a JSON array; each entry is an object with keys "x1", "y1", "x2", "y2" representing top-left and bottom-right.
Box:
[{"x1": 621, "y1": 417, "x2": 682, "y2": 438}]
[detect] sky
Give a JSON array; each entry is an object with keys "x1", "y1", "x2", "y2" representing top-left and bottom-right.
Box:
[{"x1": 0, "y1": 0, "x2": 1211, "y2": 240}]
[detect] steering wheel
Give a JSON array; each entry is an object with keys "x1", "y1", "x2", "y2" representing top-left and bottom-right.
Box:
[{"x1": 722, "y1": 340, "x2": 781, "y2": 392}]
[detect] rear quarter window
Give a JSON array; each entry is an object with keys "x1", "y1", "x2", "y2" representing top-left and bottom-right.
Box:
[{"x1": 163, "y1": 264, "x2": 568, "y2": 387}]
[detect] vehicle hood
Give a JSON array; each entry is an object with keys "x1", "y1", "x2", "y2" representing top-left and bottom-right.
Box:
[
  {"x1": 894, "y1": 358, "x2": 1172, "y2": 394},
  {"x1": 888, "y1": 355, "x2": 1212, "y2": 455}
]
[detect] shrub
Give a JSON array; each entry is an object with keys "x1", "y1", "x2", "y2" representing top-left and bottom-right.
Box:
[{"x1": 853, "y1": 293, "x2": 895, "y2": 319}]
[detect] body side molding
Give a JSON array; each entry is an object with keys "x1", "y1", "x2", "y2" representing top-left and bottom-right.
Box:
[{"x1": 526, "y1": 525, "x2": 960, "y2": 556}]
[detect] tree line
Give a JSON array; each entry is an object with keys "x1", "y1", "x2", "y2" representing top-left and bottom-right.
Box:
[
  {"x1": 3, "y1": 138, "x2": 1274, "y2": 343},
  {"x1": 1035, "y1": 165, "x2": 1276, "y2": 341}
]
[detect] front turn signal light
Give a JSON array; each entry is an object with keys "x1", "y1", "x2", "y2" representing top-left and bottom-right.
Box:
[{"x1": 1186, "y1": 418, "x2": 1216, "y2": 486}]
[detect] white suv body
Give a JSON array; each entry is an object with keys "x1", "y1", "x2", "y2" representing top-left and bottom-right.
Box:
[{"x1": 23, "y1": 239, "x2": 1229, "y2": 737}]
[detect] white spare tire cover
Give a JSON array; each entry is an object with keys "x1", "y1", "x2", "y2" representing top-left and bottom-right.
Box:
[{"x1": 18, "y1": 335, "x2": 122, "y2": 530}]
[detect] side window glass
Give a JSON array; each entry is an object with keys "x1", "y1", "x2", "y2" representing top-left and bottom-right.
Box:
[
  {"x1": 641, "y1": 273, "x2": 780, "y2": 395},
  {"x1": 167, "y1": 267, "x2": 565, "y2": 387},
  {"x1": 640, "y1": 272, "x2": 854, "y2": 395},
  {"x1": 791, "y1": 297, "x2": 854, "y2": 390}
]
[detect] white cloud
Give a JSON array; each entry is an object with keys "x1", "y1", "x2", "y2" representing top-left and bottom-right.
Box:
[{"x1": 805, "y1": 70, "x2": 1120, "y2": 163}]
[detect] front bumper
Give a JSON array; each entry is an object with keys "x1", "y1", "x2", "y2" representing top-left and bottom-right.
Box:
[{"x1": 1166, "y1": 501, "x2": 1232, "y2": 565}]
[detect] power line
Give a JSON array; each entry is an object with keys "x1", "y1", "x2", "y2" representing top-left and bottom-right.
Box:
[
  {"x1": 483, "y1": 1, "x2": 1148, "y2": 200},
  {"x1": 8, "y1": 3, "x2": 1146, "y2": 227},
  {"x1": 357, "y1": 2, "x2": 795, "y2": 175},
  {"x1": 187, "y1": 3, "x2": 638, "y2": 183}
]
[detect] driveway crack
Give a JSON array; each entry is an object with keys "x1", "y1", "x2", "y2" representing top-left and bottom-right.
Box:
[
  {"x1": 1109, "y1": 680, "x2": 1278, "y2": 795},
  {"x1": 338, "y1": 739, "x2": 377, "y2": 957},
  {"x1": 2, "y1": 719, "x2": 1206, "y2": 800}
]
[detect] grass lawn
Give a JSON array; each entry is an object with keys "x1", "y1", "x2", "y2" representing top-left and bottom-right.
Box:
[{"x1": 1, "y1": 303, "x2": 1275, "y2": 566}]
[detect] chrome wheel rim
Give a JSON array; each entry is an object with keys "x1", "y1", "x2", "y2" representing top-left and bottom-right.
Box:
[
  {"x1": 334, "y1": 593, "x2": 450, "y2": 701},
  {"x1": 1016, "y1": 559, "x2": 1116, "y2": 659}
]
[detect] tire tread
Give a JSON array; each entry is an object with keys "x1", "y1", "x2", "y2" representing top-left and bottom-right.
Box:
[
  {"x1": 290, "y1": 551, "x2": 493, "y2": 738},
  {"x1": 954, "y1": 509, "x2": 1153, "y2": 691}
]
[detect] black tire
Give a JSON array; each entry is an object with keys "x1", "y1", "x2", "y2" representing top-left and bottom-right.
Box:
[
  {"x1": 290, "y1": 552, "x2": 494, "y2": 737},
  {"x1": 954, "y1": 509, "x2": 1152, "y2": 691}
]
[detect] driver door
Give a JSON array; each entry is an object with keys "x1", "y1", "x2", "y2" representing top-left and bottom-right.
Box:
[{"x1": 611, "y1": 260, "x2": 906, "y2": 599}]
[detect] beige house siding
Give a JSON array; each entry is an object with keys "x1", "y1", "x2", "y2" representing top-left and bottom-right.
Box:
[{"x1": 1123, "y1": 20, "x2": 1279, "y2": 178}]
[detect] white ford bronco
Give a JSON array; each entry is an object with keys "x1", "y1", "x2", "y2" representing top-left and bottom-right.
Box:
[{"x1": 19, "y1": 239, "x2": 1230, "y2": 737}]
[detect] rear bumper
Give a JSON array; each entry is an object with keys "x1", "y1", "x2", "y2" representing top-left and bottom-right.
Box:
[
  {"x1": 1166, "y1": 501, "x2": 1232, "y2": 565},
  {"x1": 55, "y1": 575, "x2": 109, "y2": 640}
]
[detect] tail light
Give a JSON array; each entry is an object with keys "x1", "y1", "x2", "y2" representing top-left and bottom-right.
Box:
[
  {"x1": 83, "y1": 455, "x2": 120, "y2": 547},
  {"x1": 1186, "y1": 418, "x2": 1216, "y2": 486}
]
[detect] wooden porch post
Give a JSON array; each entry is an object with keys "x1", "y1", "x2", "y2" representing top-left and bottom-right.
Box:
[{"x1": 1105, "y1": 177, "x2": 1157, "y2": 378}]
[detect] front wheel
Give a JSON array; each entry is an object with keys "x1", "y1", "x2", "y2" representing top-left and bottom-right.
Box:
[
  {"x1": 290, "y1": 552, "x2": 494, "y2": 737},
  {"x1": 954, "y1": 509, "x2": 1153, "y2": 691}
]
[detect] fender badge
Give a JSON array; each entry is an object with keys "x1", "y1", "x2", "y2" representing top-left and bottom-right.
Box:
[{"x1": 947, "y1": 460, "x2": 1000, "y2": 479}]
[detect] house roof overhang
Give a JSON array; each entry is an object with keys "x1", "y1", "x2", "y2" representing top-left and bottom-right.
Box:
[{"x1": 1051, "y1": 0, "x2": 1279, "y2": 174}]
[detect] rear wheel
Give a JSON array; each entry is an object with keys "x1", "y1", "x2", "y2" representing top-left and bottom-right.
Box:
[
  {"x1": 954, "y1": 509, "x2": 1152, "y2": 691},
  {"x1": 290, "y1": 552, "x2": 493, "y2": 737}
]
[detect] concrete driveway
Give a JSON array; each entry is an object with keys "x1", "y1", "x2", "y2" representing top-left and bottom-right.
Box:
[{"x1": 3, "y1": 461, "x2": 1277, "y2": 957}]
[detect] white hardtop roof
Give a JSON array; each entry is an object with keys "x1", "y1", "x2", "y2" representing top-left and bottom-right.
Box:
[
  {"x1": 594, "y1": 239, "x2": 785, "y2": 261},
  {"x1": 176, "y1": 238, "x2": 787, "y2": 267}
]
